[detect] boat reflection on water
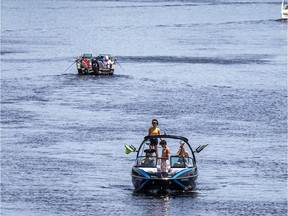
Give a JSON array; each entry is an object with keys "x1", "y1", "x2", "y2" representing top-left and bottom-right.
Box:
[{"x1": 132, "y1": 189, "x2": 199, "y2": 215}]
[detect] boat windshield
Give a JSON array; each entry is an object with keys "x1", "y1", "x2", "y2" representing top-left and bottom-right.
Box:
[
  {"x1": 135, "y1": 156, "x2": 157, "y2": 168},
  {"x1": 170, "y1": 156, "x2": 195, "y2": 168},
  {"x1": 82, "y1": 54, "x2": 92, "y2": 59},
  {"x1": 135, "y1": 136, "x2": 196, "y2": 168}
]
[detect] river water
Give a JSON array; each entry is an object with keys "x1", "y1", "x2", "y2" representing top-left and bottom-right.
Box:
[{"x1": 1, "y1": 0, "x2": 287, "y2": 215}]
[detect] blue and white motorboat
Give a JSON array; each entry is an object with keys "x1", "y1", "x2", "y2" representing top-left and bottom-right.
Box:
[{"x1": 125, "y1": 134, "x2": 208, "y2": 193}]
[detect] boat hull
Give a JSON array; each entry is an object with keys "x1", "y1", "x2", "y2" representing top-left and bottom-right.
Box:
[
  {"x1": 77, "y1": 69, "x2": 114, "y2": 76},
  {"x1": 282, "y1": 9, "x2": 288, "y2": 20},
  {"x1": 131, "y1": 167, "x2": 198, "y2": 193},
  {"x1": 77, "y1": 62, "x2": 115, "y2": 76}
]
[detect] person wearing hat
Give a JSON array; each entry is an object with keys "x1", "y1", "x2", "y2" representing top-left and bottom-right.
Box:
[
  {"x1": 148, "y1": 119, "x2": 161, "y2": 157},
  {"x1": 141, "y1": 149, "x2": 155, "y2": 167},
  {"x1": 157, "y1": 140, "x2": 170, "y2": 173}
]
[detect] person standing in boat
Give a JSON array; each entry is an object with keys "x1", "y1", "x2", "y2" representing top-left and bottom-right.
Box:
[
  {"x1": 158, "y1": 140, "x2": 170, "y2": 173},
  {"x1": 148, "y1": 119, "x2": 161, "y2": 157}
]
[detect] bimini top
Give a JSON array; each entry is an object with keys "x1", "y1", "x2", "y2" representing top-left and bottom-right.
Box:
[{"x1": 143, "y1": 134, "x2": 189, "y2": 142}]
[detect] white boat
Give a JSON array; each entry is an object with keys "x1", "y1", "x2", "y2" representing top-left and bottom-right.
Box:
[
  {"x1": 282, "y1": 0, "x2": 288, "y2": 20},
  {"x1": 76, "y1": 54, "x2": 117, "y2": 76}
]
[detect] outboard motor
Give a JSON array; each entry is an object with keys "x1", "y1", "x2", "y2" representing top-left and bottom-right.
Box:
[{"x1": 92, "y1": 58, "x2": 99, "y2": 74}]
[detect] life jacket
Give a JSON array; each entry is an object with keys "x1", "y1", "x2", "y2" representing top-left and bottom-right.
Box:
[{"x1": 82, "y1": 58, "x2": 90, "y2": 68}]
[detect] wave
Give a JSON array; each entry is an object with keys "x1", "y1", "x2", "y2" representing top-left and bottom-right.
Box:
[
  {"x1": 1, "y1": 50, "x2": 27, "y2": 55},
  {"x1": 1, "y1": 55, "x2": 269, "y2": 65},
  {"x1": 68, "y1": 0, "x2": 277, "y2": 5},
  {"x1": 116, "y1": 55, "x2": 270, "y2": 65}
]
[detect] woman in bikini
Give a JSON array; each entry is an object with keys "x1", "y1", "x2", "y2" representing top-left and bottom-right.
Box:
[{"x1": 148, "y1": 119, "x2": 161, "y2": 157}]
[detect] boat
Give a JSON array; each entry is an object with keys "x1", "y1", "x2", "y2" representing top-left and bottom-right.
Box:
[
  {"x1": 125, "y1": 134, "x2": 208, "y2": 193},
  {"x1": 282, "y1": 0, "x2": 288, "y2": 20},
  {"x1": 76, "y1": 54, "x2": 117, "y2": 75}
]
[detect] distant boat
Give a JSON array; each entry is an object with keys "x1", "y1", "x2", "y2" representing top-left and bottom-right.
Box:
[
  {"x1": 282, "y1": 0, "x2": 288, "y2": 20},
  {"x1": 76, "y1": 54, "x2": 117, "y2": 76}
]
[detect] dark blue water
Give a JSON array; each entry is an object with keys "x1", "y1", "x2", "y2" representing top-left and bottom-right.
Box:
[{"x1": 1, "y1": 0, "x2": 287, "y2": 215}]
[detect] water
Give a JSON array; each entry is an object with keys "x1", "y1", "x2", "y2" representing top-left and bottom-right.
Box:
[{"x1": 1, "y1": 0, "x2": 287, "y2": 215}]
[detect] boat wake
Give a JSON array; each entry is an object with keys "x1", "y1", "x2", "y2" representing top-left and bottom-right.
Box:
[{"x1": 116, "y1": 55, "x2": 269, "y2": 65}]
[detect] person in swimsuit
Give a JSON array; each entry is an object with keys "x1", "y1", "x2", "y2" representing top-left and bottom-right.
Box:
[
  {"x1": 176, "y1": 142, "x2": 190, "y2": 158},
  {"x1": 148, "y1": 119, "x2": 161, "y2": 157},
  {"x1": 157, "y1": 140, "x2": 170, "y2": 173},
  {"x1": 176, "y1": 142, "x2": 190, "y2": 166}
]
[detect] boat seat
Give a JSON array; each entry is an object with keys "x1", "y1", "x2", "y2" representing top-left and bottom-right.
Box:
[{"x1": 173, "y1": 163, "x2": 187, "y2": 168}]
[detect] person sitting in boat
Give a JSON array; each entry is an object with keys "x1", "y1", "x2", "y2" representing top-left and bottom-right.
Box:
[
  {"x1": 157, "y1": 140, "x2": 170, "y2": 173},
  {"x1": 103, "y1": 55, "x2": 112, "y2": 69},
  {"x1": 141, "y1": 149, "x2": 155, "y2": 167},
  {"x1": 81, "y1": 56, "x2": 90, "y2": 69},
  {"x1": 148, "y1": 119, "x2": 161, "y2": 158},
  {"x1": 176, "y1": 142, "x2": 190, "y2": 166},
  {"x1": 176, "y1": 142, "x2": 190, "y2": 158}
]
